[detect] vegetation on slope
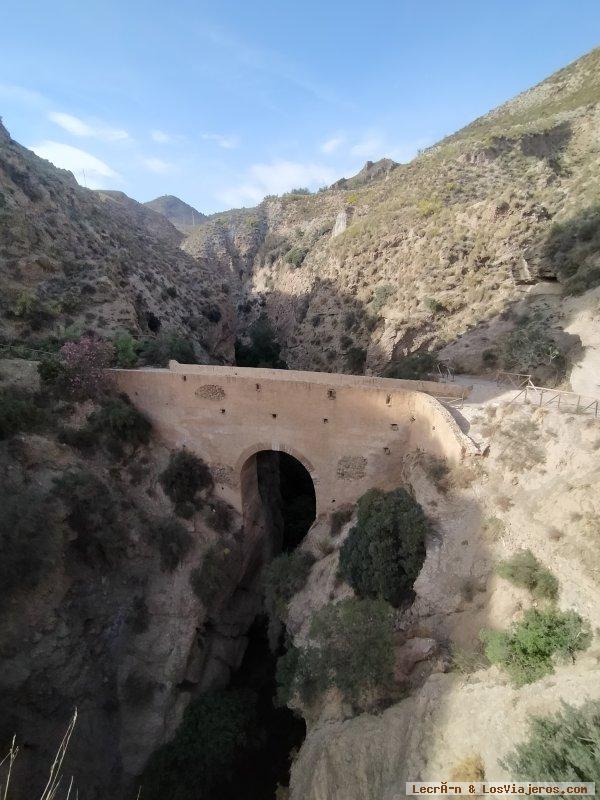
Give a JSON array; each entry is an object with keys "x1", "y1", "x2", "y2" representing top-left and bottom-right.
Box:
[{"x1": 338, "y1": 488, "x2": 429, "y2": 606}]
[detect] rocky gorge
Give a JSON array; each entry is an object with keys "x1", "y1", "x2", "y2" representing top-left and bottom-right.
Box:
[{"x1": 1, "y1": 45, "x2": 600, "y2": 800}]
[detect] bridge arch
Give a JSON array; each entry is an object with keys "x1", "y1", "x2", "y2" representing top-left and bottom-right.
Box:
[
  {"x1": 235, "y1": 441, "x2": 317, "y2": 487},
  {"x1": 239, "y1": 445, "x2": 317, "y2": 552}
]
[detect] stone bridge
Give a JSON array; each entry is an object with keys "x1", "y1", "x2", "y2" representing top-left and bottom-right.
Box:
[{"x1": 114, "y1": 363, "x2": 471, "y2": 519}]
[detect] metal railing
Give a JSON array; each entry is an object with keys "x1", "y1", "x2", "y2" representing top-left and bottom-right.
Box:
[{"x1": 496, "y1": 371, "x2": 599, "y2": 418}]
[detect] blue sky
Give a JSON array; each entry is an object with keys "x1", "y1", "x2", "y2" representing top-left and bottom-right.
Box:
[{"x1": 1, "y1": 1, "x2": 599, "y2": 213}]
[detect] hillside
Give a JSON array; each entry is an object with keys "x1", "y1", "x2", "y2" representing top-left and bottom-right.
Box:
[
  {"x1": 183, "y1": 47, "x2": 600, "y2": 382},
  {"x1": 144, "y1": 194, "x2": 206, "y2": 233},
  {"x1": 0, "y1": 124, "x2": 234, "y2": 364}
]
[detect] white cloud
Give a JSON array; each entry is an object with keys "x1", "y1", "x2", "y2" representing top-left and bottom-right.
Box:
[
  {"x1": 48, "y1": 111, "x2": 129, "y2": 142},
  {"x1": 201, "y1": 132, "x2": 239, "y2": 149},
  {"x1": 141, "y1": 156, "x2": 173, "y2": 174},
  {"x1": 218, "y1": 159, "x2": 335, "y2": 207},
  {"x1": 320, "y1": 135, "x2": 345, "y2": 154},
  {"x1": 350, "y1": 135, "x2": 385, "y2": 159},
  {"x1": 151, "y1": 129, "x2": 171, "y2": 143},
  {"x1": 30, "y1": 140, "x2": 119, "y2": 188},
  {"x1": 0, "y1": 83, "x2": 48, "y2": 108}
]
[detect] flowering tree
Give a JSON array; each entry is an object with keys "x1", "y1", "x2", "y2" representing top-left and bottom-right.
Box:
[{"x1": 59, "y1": 336, "x2": 115, "y2": 400}]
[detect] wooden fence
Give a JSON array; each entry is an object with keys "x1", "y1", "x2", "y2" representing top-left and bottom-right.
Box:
[
  {"x1": 495, "y1": 371, "x2": 599, "y2": 418},
  {"x1": 0, "y1": 344, "x2": 50, "y2": 360}
]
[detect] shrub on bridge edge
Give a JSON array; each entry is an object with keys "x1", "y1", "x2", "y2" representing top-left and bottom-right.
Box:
[{"x1": 338, "y1": 487, "x2": 429, "y2": 607}]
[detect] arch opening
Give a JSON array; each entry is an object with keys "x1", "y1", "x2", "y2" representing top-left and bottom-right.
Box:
[{"x1": 240, "y1": 448, "x2": 316, "y2": 554}]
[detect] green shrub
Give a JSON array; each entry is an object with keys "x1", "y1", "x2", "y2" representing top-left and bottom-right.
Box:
[
  {"x1": 264, "y1": 551, "x2": 315, "y2": 623},
  {"x1": 277, "y1": 598, "x2": 395, "y2": 706},
  {"x1": 189, "y1": 545, "x2": 239, "y2": 607},
  {"x1": 482, "y1": 348, "x2": 498, "y2": 366},
  {"x1": 339, "y1": 488, "x2": 428, "y2": 607},
  {"x1": 284, "y1": 246, "x2": 308, "y2": 268},
  {"x1": 204, "y1": 498, "x2": 234, "y2": 532},
  {"x1": 235, "y1": 314, "x2": 287, "y2": 368},
  {"x1": 0, "y1": 388, "x2": 45, "y2": 439},
  {"x1": 160, "y1": 449, "x2": 213, "y2": 504},
  {"x1": 417, "y1": 197, "x2": 442, "y2": 217},
  {"x1": 544, "y1": 206, "x2": 600, "y2": 294},
  {"x1": 503, "y1": 700, "x2": 600, "y2": 781},
  {"x1": 345, "y1": 346, "x2": 367, "y2": 374},
  {"x1": 53, "y1": 470, "x2": 123, "y2": 564},
  {"x1": 140, "y1": 332, "x2": 197, "y2": 367},
  {"x1": 370, "y1": 284, "x2": 394, "y2": 314},
  {"x1": 141, "y1": 689, "x2": 260, "y2": 800},
  {"x1": 383, "y1": 352, "x2": 439, "y2": 380},
  {"x1": 497, "y1": 549, "x2": 558, "y2": 600},
  {"x1": 87, "y1": 396, "x2": 151, "y2": 447},
  {"x1": 425, "y1": 297, "x2": 446, "y2": 313},
  {"x1": 480, "y1": 608, "x2": 591, "y2": 686},
  {"x1": 58, "y1": 425, "x2": 98, "y2": 451},
  {"x1": 38, "y1": 356, "x2": 66, "y2": 390},
  {"x1": 0, "y1": 483, "x2": 62, "y2": 605},
  {"x1": 149, "y1": 517, "x2": 194, "y2": 571},
  {"x1": 113, "y1": 331, "x2": 139, "y2": 368}
]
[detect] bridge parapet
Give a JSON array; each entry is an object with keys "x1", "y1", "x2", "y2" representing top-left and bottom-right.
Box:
[{"x1": 113, "y1": 363, "x2": 474, "y2": 516}]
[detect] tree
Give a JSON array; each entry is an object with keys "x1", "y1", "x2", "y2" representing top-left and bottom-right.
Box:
[
  {"x1": 277, "y1": 598, "x2": 395, "y2": 706},
  {"x1": 338, "y1": 488, "x2": 428, "y2": 606}
]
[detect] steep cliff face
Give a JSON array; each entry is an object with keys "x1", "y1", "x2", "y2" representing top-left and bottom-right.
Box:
[
  {"x1": 182, "y1": 48, "x2": 600, "y2": 377},
  {"x1": 284, "y1": 395, "x2": 600, "y2": 798},
  {"x1": 0, "y1": 360, "x2": 277, "y2": 798},
  {"x1": 0, "y1": 122, "x2": 235, "y2": 363}
]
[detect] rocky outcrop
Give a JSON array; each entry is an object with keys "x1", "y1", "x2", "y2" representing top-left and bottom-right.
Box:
[{"x1": 0, "y1": 128, "x2": 235, "y2": 362}]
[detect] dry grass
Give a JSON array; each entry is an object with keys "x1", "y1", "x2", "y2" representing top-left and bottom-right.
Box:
[
  {"x1": 1, "y1": 710, "x2": 78, "y2": 800},
  {"x1": 450, "y1": 645, "x2": 488, "y2": 675},
  {"x1": 482, "y1": 516, "x2": 506, "y2": 541},
  {"x1": 449, "y1": 753, "x2": 486, "y2": 781},
  {"x1": 421, "y1": 454, "x2": 483, "y2": 494}
]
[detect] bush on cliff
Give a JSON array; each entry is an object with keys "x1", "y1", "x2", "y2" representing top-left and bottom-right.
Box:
[
  {"x1": 0, "y1": 483, "x2": 63, "y2": 605},
  {"x1": 160, "y1": 449, "x2": 213, "y2": 505},
  {"x1": 139, "y1": 331, "x2": 197, "y2": 367},
  {"x1": 149, "y1": 517, "x2": 194, "y2": 572},
  {"x1": 141, "y1": 689, "x2": 261, "y2": 800},
  {"x1": 53, "y1": 470, "x2": 124, "y2": 565},
  {"x1": 235, "y1": 314, "x2": 287, "y2": 369},
  {"x1": 383, "y1": 351, "x2": 438, "y2": 380},
  {"x1": 338, "y1": 488, "x2": 428, "y2": 606},
  {"x1": 86, "y1": 396, "x2": 151, "y2": 447},
  {"x1": 277, "y1": 598, "x2": 395, "y2": 707},
  {"x1": 0, "y1": 388, "x2": 45, "y2": 439},
  {"x1": 496, "y1": 549, "x2": 559, "y2": 601},
  {"x1": 503, "y1": 700, "x2": 600, "y2": 781},
  {"x1": 264, "y1": 550, "x2": 315, "y2": 623},
  {"x1": 480, "y1": 608, "x2": 591, "y2": 687}
]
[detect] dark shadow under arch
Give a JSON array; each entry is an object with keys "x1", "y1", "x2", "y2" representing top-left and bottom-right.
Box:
[{"x1": 241, "y1": 448, "x2": 316, "y2": 553}]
